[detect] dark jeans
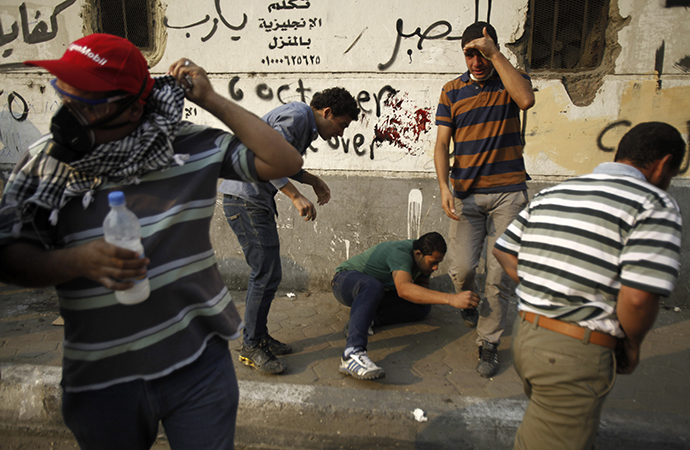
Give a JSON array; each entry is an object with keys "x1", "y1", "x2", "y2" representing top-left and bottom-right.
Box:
[
  {"x1": 223, "y1": 194, "x2": 282, "y2": 348},
  {"x1": 62, "y1": 336, "x2": 238, "y2": 450},
  {"x1": 331, "y1": 270, "x2": 431, "y2": 352}
]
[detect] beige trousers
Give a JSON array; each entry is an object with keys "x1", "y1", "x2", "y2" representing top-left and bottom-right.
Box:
[
  {"x1": 448, "y1": 190, "x2": 528, "y2": 345},
  {"x1": 512, "y1": 316, "x2": 617, "y2": 450}
]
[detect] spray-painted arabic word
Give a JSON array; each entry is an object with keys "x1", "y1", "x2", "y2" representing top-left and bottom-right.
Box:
[
  {"x1": 259, "y1": 17, "x2": 321, "y2": 33},
  {"x1": 378, "y1": 19, "x2": 462, "y2": 71},
  {"x1": 268, "y1": 35, "x2": 311, "y2": 50},
  {"x1": 268, "y1": 0, "x2": 311, "y2": 13},
  {"x1": 163, "y1": 0, "x2": 247, "y2": 43},
  {"x1": 0, "y1": 0, "x2": 76, "y2": 58}
]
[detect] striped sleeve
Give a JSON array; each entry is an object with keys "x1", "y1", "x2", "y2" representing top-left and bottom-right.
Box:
[
  {"x1": 435, "y1": 84, "x2": 454, "y2": 128},
  {"x1": 219, "y1": 135, "x2": 259, "y2": 183},
  {"x1": 620, "y1": 205, "x2": 682, "y2": 296}
]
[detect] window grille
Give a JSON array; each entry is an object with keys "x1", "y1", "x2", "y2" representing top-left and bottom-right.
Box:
[
  {"x1": 94, "y1": 0, "x2": 152, "y2": 50},
  {"x1": 528, "y1": 0, "x2": 609, "y2": 71}
]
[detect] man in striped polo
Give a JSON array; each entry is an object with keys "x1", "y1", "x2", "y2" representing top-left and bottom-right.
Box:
[
  {"x1": 493, "y1": 122, "x2": 686, "y2": 450},
  {"x1": 0, "y1": 34, "x2": 302, "y2": 449},
  {"x1": 434, "y1": 21, "x2": 535, "y2": 378}
]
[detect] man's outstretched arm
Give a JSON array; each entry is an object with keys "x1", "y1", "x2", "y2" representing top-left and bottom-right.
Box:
[{"x1": 392, "y1": 270, "x2": 479, "y2": 309}]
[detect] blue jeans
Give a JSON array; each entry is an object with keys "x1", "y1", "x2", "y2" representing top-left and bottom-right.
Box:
[
  {"x1": 331, "y1": 270, "x2": 431, "y2": 352},
  {"x1": 223, "y1": 194, "x2": 282, "y2": 348},
  {"x1": 62, "y1": 337, "x2": 239, "y2": 450}
]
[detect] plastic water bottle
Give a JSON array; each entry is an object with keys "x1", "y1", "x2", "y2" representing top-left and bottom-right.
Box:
[{"x1": 103, "y1": 191, "x2": 150, "y2": 305}]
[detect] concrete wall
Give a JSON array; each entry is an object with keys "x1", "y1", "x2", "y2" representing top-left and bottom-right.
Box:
[
  {"x1": 1, "y1": 0, "x2": 689, "y2": 303},
  {"x1": 210, "y1": 177, "x2": 690, "y2": 306}
]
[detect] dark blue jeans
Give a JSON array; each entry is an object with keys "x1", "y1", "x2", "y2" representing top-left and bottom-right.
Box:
[
  {"x1": 331, "y1": 270, "x2": 431, "y2": 352},
  {"x1": 223, "y1": 194, "x2": 282, "y2": 348},
  {"x1": 62, "y1": 336, "x2": 238, "y2": 450}
]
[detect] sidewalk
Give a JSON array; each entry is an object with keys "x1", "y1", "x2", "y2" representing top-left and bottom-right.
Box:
[{"x1": 1, "y1": 284, "x2": 689, "y2": 449}]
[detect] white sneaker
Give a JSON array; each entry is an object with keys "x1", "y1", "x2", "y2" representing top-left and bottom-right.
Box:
[{"x1": 339, "y1": 350, "x2": 385, "y2": 380}]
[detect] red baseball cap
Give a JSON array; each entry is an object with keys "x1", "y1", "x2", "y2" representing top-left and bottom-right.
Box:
[{"x1": 25, "y1": 33, "x2": 154, "y2": 102}]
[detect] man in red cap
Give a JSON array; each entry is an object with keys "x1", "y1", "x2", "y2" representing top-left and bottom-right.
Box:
[{"x1": 0, "y1": 33, "x2": 303, "y2": 449}]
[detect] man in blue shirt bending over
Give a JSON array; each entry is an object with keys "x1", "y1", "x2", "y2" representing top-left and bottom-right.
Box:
[{"x1": 219, "y1": 88, "x2": 360, "y2": 374}]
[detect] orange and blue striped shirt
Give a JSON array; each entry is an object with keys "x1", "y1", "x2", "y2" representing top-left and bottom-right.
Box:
[{"x1": 436, "y1": 72, "x2": 530, "y2": 199}]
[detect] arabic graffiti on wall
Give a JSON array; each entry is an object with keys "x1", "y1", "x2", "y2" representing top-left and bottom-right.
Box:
[
  {"x1": 378, "y1": 19, "x2": 462, "y2": 71},
  {"x1": 377, "y1": 0, "x2": 492, "y2": 70},
  {"x1": 163, "y1": 0, "x2": 322, "y2": 68},
  {"x1": 162, "y1": 0, "x2": 247, "y2": 43},
  {"x1": 0, "y1": 0, "x2": 77, "y2": 58},
  {"x1": 262, "y1": 1, "x2": 320, "y2": 67}
]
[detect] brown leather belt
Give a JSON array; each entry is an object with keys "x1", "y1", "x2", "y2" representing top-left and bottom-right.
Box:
[{"x1": 519, "y1": 311, "x2": 619, "y2": 349}]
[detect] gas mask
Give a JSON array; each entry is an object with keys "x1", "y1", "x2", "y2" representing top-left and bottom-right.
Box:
[
  {"x1": 44, "y1": 104, "x2": 96, "y2": 164},
  {"x1": 44, "y1": 78, "x2": 148, "y2": 164}
]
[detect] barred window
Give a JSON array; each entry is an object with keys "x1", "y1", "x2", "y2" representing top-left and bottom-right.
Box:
[
  {"x1": 84, "y1": 0, "x2": 163, "y2": 63},
  {"x1": 528, "y1": 0, "x2": 610, "y2": 71},
  {"x1": 96, "y1": 0, "x2": 152, "y2": 48}
]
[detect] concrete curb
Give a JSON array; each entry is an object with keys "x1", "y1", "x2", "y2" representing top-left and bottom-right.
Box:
[{"x1": 2, "y1": 363, "x2": 688, "y2": 449}]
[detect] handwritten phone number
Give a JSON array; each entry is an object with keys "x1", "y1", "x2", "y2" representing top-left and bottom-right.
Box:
[{"x1": 261, "y1": 55, "x2": 321, "y2": 66}]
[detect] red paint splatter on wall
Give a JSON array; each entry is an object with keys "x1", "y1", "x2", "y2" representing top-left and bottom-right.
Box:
[{"x1": 373, "y1": 91, "x2": 433, "y2": 156}]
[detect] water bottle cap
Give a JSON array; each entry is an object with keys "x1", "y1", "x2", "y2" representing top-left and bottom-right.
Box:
[{"x1": 108, "y1": 191, "x2": 125, "y2": 206}]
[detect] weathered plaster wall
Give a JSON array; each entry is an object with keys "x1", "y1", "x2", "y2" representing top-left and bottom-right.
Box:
[{"x1": 1, "y1": 0, "x2": 689, "y2": 302}]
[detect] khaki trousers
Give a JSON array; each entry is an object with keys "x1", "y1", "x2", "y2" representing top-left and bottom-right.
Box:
[{"x1": 512, "y1": 316, "x2": 617, "y2": 450}]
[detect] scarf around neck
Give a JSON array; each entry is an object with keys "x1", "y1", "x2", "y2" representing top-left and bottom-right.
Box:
[{"x1": 0, "y1": 75, "x2": 187, "y2": 237}]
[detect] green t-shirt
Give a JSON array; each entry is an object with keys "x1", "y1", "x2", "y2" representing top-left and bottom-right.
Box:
[{"x1": 335, "y1": 239, "x2": 425, "y2": 290}]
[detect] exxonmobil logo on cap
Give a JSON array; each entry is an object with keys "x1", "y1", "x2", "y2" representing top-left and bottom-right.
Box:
[{"x1": 67, "y1": 43, "x2": 108, "y2": 66}]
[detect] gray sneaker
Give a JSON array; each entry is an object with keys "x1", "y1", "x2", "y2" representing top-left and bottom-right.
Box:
[
  {"x1": 477, "y1": 340, "x2": 499, "y2": 378},
  {"x1": 339, "y1": 350, "x2": 385, "y2": 380}
]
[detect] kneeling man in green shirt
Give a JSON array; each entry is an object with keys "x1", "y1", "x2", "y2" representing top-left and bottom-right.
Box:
[{"x1": 332, "y1": 232, "x2": 480, "y2": 379}]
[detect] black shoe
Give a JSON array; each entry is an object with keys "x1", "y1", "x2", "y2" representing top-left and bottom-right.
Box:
[
  {"x1": 477, "y1": 340, "x2": 499, "y2": 378},
  {"x1": 261, "y1": 335, "x2": 292, "y2": 356},
  {"x1": 239, "y1": 341, "x2": 286, "y2": 374},
  {"x1": 461, "y1": 308, "x2": 479, "y2": 328}
]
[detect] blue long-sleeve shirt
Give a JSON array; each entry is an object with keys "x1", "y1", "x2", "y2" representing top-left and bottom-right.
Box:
[{"x1": 217, "y1": 101, "x2": 318, "y2": 216}]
